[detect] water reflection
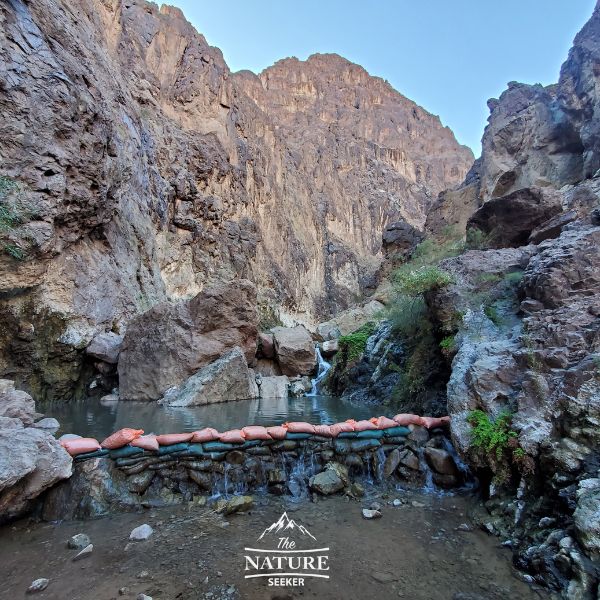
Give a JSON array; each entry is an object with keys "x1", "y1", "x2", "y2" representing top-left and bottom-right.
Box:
[{"x1": 43, "y1": 394, "x2": 378, "y2": 438}]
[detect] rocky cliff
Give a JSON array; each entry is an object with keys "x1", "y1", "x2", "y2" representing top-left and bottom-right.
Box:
[{"x1": 0, "y1": 0, "x2": 472, "y2": 400}]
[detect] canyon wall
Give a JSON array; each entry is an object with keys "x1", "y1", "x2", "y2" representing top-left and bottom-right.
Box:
[{"x1": 0, "y1": 0, "x2": 472, "y2": 400}]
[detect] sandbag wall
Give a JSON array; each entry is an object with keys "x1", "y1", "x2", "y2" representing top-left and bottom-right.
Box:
[{"x1": 41, "y1": 421, "x2": 465, "y2": 520}]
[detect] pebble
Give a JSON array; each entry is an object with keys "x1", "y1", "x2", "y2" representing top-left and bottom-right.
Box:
[
  {"x1": 27, "y1": 579, "x2": 49, "y2": 594},
  {"x1": 369, "y1": 501, "x2": 383, "y2": 511},
  {"x1": 130, "y1": 524, "x2": 154, "y2": 541},
  {"x1": 73, "y1": 544, "x2": 93, "y2": 561},
  {"x1": 118, "y1": 588, "x2": 129, "y2": 596},
  {"x1": 392, "y1": 499, "x2": 402, "y2": 507},
  {"x1": 137, "y1": 595, "x2": 152, "y2": 600},
  {"x1": 370, "y1": 571, "x2": 396, "y2": 583},
  {"x1": 68, "y1": 533, "x2": 91, "y2": 549},
  {"x1": 457, "y1": 523, "x2": 472, "y2": 532},
  {"x1": 362, "y1": 508, "x2": 382, "y2": 519},
  {"x1": 137, "y1": 570, "x2": 150, "y2": 579},
  {"x1": 411, "y1": 500, "x2": 425, "y2": 508}
]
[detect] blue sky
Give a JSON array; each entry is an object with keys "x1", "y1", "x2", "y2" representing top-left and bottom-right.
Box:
[{"x1": 169, "y1": 1, "x2": 596, "y2": 155}]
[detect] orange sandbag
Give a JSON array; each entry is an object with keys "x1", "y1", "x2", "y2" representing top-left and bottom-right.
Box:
[
  {"x1": 283, "y1": 422, "x2": 316, "y2": 434},
  {"x1": 61, "y1": 437, "x2": 101, "y2": 456},
  {"x1": 219, "y1": 429, "x2": 246, "y2": 444},
  {"x1": 421, "y1": 416, "x2": 448, "y2": 429},
  {"x1": 242, "y1": 426, "x2": 272, "y2": 441},
  {"x1": 441, "y1": 416, "x2": 451, "y2": 424},
  {"x1": 191, "y1": 428, "x2": 220, "y2": 443},
  {"x1": 393, "y1": 413, "x2": 424, "y2": 427},
  {"x1": 267, "y1": 426, "x2": 287, "y2": 440},
  {"x1": 314, "y1": 424, "x2": 333, "y2": 437},
  {"x1": 155, "y1": 432, "x2": 193, "y2": 446},
  {"x1": 370, "y1": 416, "x2": 398, "y2": 430},
  {"x1": 353, "y1": 420, "x2": 378, "y2": 431},
  {"x1": 329, "y1": 422, "x2": 355, "y2": 437},
  {"x1": 131, "y1": 435, "x2": 159, "y2": 451},
  {"x1": 101, "y1": 428, "x2": 144, "y2": 449}
]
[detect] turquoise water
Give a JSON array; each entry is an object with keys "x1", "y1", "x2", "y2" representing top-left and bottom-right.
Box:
[{"x1": 44, "y1": 394, "x2": 379, "y2": 439}]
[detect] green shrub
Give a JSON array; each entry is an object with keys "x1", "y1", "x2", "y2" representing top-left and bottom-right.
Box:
[
  {"x1": 439, "y1": 334, "x2": 456, "y2": 352},
  {"x1": 394, "y1": 266, "x2": 453, "y2": 296},
  {"x1": 338, "y1": 322, "x2": 376, "y2": 362},
  {"x1": 483, "y1": 303, "x2": 501, "y2": 326},
  {"x1": 466, "y1": 227, "x2": 494, "y2": 250},
  {"x1": 467, "y1": 409, "x2": 517, "y2": 460}
]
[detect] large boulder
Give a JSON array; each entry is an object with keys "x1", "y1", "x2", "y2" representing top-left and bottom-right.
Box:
[
  {"x1": 272, "y1": 325, "x2": 316, "y2": 376},
  {"x1": 258, "y1": 375, "x2": 289, "y2": 398},
  {"x1": 119, "y1": 280, "x2": 258, "y2": 400},
  {"x1": 0, "y1": 381, "x2": 72, "y2": 523},
  {"x1": 85, "y1": 332, "x2": 123, "y2": 364},
  {"x1": 160, "y1": 347, "x2": 259, "y2": 407}
]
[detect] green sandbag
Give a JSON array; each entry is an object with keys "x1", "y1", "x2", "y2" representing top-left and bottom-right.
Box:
[
  {"x1": 355, "y1": 429, "x2": 384, "y2": 439},
  {"x1": 350, "y1": 438, "x2": 382, "y2": 452},
  {"x1": 74, "y1": 449, "x2": 109, "y2": 461},
  {"x1": 285, "y1": 432, "x2": 313, "y2": 440},
  {"x1": 337, "y1": 432, "x2": 358, "y2": 439},
  {"x1": 157, "y1": 442, "x2": 190, "y2": 455},
  {"x1": 333, "y1": 439, "x2": 352, "y2": 454},
  {"x1": 109, "y1": 445, "x2": 144, "y2": 459},
  {"x1": 203, "y1": 441, "x2": 235, "y2": 452},
  {"x1": 183, "y1": 443, "x2": 205, "y2": 457},
  {"x1": 206, "y1": 451, "x2": 226, "y2": 460},
  {"x1": 383, "y1": 426, "x2": 410, "y2": 437},
  {"x1": 241, "y1": 440, "x2": 262, "y2": 449}
]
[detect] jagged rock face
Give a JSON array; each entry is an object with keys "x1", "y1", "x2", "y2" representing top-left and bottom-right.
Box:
[{"x1": 0, "y1": 0, "x2": 472, "y2": 400}]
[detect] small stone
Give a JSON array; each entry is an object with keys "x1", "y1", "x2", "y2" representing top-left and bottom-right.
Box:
[
  {"x1": 392, "y1": 499, "x2": 402, "y2": 507},
  {"x1": 136, "y1": 595, "x2": 152, "y2": 600},
  {"x1": 214, "y1": 495, "x2": 253, "y2": 515},
  {"x1": 118, "y1": 588, "x2": 129, "y2": 596},
  {"x1": 411, "y1": 500, "x2": 425, "y2": 508},
  {"x1": 369, "y1": 501, "x2": 383, "y2": 511},
  {"x1": 538, "y1": 516, "x2": 556, "y2": 527},
  {"x1": 73, "y1": 544, "x2": 93, "y2": 561},
  {"x1": 27, "y1": 579, "x2": 49, "y2": 594},
  {"x1": 130, "y1": 524, "x2": 153, "y2": 541},
  {"x1": 371, "y1": 571, "x2": 396, "y2": 583},
  {"x1": 362, "y1": 508, "x2": 382, "y2": 519},
  {"x1": 68, "y1": 533, "x2": 91, "y2": 550},
  {"x1": 137, "y1": 571, "x2": 150, "y2": 579},
  {"x1": 457, "y1": 523, "x2": 472, "y2": 532}
]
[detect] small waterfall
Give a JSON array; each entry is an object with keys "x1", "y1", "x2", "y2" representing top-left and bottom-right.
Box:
[
  {"x1": 417, "y1": 447, "x2": 436, "y2": 493},
  {"x1": 306, "y1": 346, "x2": 332, "y2": 396}
]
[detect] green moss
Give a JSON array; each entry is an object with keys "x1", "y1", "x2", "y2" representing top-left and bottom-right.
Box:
[
  {"x1": 394, "y1": 265, "x2": 454, "y2": 296},
  {"x1": 338, "y1": 322, "x2": 376, "y2": 362},
  {"x1": 439, "y1": 334, "x2": 456, "y2": 352},
  {"x1": 467, "y1": 409, "x2": 517, "y2": 461}
]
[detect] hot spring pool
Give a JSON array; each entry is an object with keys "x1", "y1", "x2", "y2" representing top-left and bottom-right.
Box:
[{"x1": 43, "y1": 394, "x2": 380, "y2": 439}]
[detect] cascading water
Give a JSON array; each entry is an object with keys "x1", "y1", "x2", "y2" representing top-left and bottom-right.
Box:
[{"x1": 306, "y1": 345, "x2": 332, "y2": 396}]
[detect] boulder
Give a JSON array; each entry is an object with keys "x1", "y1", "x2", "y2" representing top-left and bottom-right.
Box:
[
  {"x1": 309, "y1": 470, "x2": 344, "y2": 495},
  {"x1": 272, "y1": 325, "x2": 316, "y2": 376},
  {"x1": 119, "y1": 280, "x2": 258, "y2": 400},
  {"x1": 85, "y1": 332, "x2": 123, "y2": 364},
  {"x1": 467, "y1": 187, "x2": 562, "y2": 248},
  {"x1": 214, "y1": 495, "x2": 253, "y2": 515},
  {"x1": 129, "y1": 524, "x2": 153, "y2": 541},
  {"x1": 254, "y1": 358, "x2": 282, "y2": 377},
  {"x1": 0, "y1": 426, "x2": 72, "y2": 523},
  {"x1": 257, "y1": 333, "x2": 275, "y2": 359},
  {"x1": 160, "y1": 347, "x2": 259, "y2": 407},
  {"x1": 424, "y1": 447, "x2": 459, "y2": 476},
  {"x1": 315, "y1": 300, "x2": 384, "y2": 340},
  {"x1": 0, "y1": 380, "x2": 37, "y2": 426},
  {"x1": 320, "y1": 340, "x2": 339, "y2": 356},
  {"x1": 258, "y1": 375, "x2": 289, "y2": 399},
  {"x1": 383, "y1": 449, "x2": 401, "y2": 478},
  {"x1": 382, "y1": 220, "x2": 425, "y2": 260}
]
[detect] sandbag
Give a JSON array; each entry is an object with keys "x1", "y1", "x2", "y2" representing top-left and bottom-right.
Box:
[
  {"x1": 355, "y1": 429, "x2": 384, "y2": 439},
  {"x1": 266, "y1": 426, "x2": 287, "y2": 440},
  {"x1": 337, "y1": 431, "x2": 358, "y2": 439},
  {"x1": 283, "y1": 422, "x2": 316, "y2": 434},
  {"x1": 370, "y1": 416, "x2": 398, "y2": 430},
  {"x1": 329, "y1": 422, "x2": 355, "y2": 437},
  {"x1": 352, "y1": 420, "x2": 378, "y2": 432},
  {"x1": 156, "y1": 432, "x2": 194, "y2": 446},
  {"x1": 191, "y1": 428, "x2": 220, "y2": 443},
  {"x1": 420, "y1": 416, "x2": 448, "y2": 429},
  {"x1": 109, "y1": 445, "x2": 144, "y2": 459},
  {"x1": 219, "y1": 429, "x2": 246, "y2": 444},
  {"x1": 101, "y1": 428, "x2": 144, "y2": 449},
  {"x1": 131, "y1": 435, "x2": 159, "y2": 452},
  {"x1": 285, "y1": 432, "x2": 313, "y2": 440},
  {"x1": 242, "y1": 426, "x2": 272, "y2": 441},
  {"x1": 61, "y1": 437, "x2": 101, "y2": 456},
  {"x1": 157, "y1": 442, "x2": 190, "y2": 455},
  {"x1": 313, "y1": 424, "x2": 333, "y2": 437},
  {"x1": 383, "y1": 426, "x2": 411, "y2": 438},
  {"x1": 73, "y1": 449, "x2": 109, "y2": 460},
  {"x1": 350, "y1": 438, "x2": 382, "y2": 452},
  {"x1": 393, "y1": 413, "x2": 424, "y2": 427},
  {"x1": 185, "y1": 443, "x2": 206, "y2": 457},
  {"x1": 204, "y1": 441, "x2": 235, "y2": 452}
]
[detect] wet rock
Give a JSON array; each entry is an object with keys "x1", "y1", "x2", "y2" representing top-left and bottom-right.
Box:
[
  {"x1": 348, "y1": 482, "x2": 365, "y2": 497},
  {"x1": 127, "y1": 471, "x2": 155, "y2": 494},
  {"x1": 407, "y1": 426, "x2": 429, "y2": 445},
  {"x1": 344, "y1": 453, "x2": 364, "y2": 469},
  {"x1": 160, "y1": 347, "x2": 258, "y2": 406},
  {"x1": 272, "y1": 326, "x2": 316, "y2": 376},
  {"x1": 267, "y1": 469, "x2": 286, "y2": 485},
  {"x1": 130, "y1": 524, "x2": 154, "y2": 541},
  {"x1": 119, "y1": 281, "x2": 258, "y2": 401},
  {"x1": 225, "y1": 450, "x2": 246, "y2": 465},
  {"x1": 214, "y1": 495, "x2": 253, "y2": 515},
  {"x1": 68, "y1": 533, "x2": 91, "y2": 550},
  {"x1": 362, "y1": 508, "x2": 382, "y2": 519},
  {"x1": 320, "y1": 340, "x2": 339, "y2": 356},
  {"x1": 383, "y1": 449, "x2": 401, "y2": 478},
  {"x1": 85, "y1": 332, "x2": 123, "y2": 364},
  {"x1": 392, "y1": 499, "x2": 402, "y2": 507},
  {"x1": 31, "y1": 418, "x2": 60, "y2": 433},
  {"x1": 424, "y1": 447, "x2": 459, "y2": 476},
  {"x1": 27, "y1": 579, "x2": 49, "y2": 594},
  {"x1": 309, "y1": 470, "x2": 344, "y2": 495},
  {"x1": 73, "y1": 544, "x2": 93, "y2": 561},
  {"x1": 188, "y1": 470, "x2": 211, "y2": 490},
  {"x1": 398, "y1": 448, "x2": 420, "y2": 471}
]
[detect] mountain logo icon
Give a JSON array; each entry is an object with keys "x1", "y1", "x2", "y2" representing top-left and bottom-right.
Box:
[{"x1": 257, "y1": 512, "x2": 317, "y2": 541}]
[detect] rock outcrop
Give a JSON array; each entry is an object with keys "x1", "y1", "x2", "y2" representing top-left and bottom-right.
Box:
[
  {"x1": 271, "y1": 325, "x2": 316, "y2": 376},
  {"x1": 0, "y1": 0, "x2": 472, "y2": 401},
  {"x1": 118, "y1": 280, "x2": 258, "y2": 401},
  {"x1": 160, "y1": 347, "x2": 259, "y2": 407},
  {"x1": 0, "y1": 380, "x2": 72, "y2": 523}
]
